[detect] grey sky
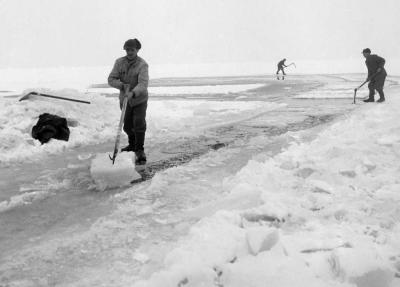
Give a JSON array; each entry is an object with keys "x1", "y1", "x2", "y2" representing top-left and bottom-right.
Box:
[{"x1": 0, "y1": 0, "x2": 399, "y2": 69}]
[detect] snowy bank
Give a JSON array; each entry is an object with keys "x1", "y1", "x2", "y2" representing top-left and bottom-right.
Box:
[
  {"x1": 133, "y1": 87, "x2": 400, "y2": 286},
  {"x1": 0, "y1": 89, "x2": 117, "y2": 164},
  {"x1": 0, "y1": 88, "x2": 282, "y2": 165}
]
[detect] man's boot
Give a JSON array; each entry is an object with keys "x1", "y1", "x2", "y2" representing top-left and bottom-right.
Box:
[
  {"x1": 121, "y1": 135, "x2": 136, "y2": 152},
  {"x1": 363, "y1": 97, "x2": 375, "y2": 103},
  {"x1": 377, "y1": 90, "x2": 385, "y2": 103},
  {"x1": 135, "y1": 150, "x2": 147, "y2": 165},
  {"x1": 364, "y1": 89, "x2": 375, "y2": 103},
  {"x1": 134, "y1": 132, "x2": 146, "y2": 164}
]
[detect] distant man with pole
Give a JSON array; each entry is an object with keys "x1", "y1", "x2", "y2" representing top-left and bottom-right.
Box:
[
  {"x1": 276, "y1": 58, "x2": 287, "y2": 79},
  {"x1": 362, "y1": 48, "x2": 387, "y2": 103},
  {"x1": 108, "y1": 38, "x2": 149, "y2": 164}
]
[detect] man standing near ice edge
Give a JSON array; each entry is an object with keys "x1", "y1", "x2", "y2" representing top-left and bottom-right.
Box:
[
  {"x1": 276, "y1": 58, "x2": 287, "y2": 77},
  {"x1": 108, "y1": 38, "x2": 149, "y2": 164},
  {"x1": 362, "y1": 48, "x2": 387, "y2": 103}
]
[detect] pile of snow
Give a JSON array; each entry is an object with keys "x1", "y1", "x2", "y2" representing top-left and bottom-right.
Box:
[
  {"x1": 90, "y1": 152, "x2": 141, "y2": 191},
  {"x1": 0, "y1": 88, "x2": 283, "y2": 165},
  {"x1": 132, "y1": 87, "x2": 400, "y2": 287},
  {"x1": 0, "y1": 88, "x2": 119, "y2": 164}
]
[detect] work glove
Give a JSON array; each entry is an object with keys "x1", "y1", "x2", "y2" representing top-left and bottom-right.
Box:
[
  {"x1": 122, "y1": 83, "x2": 130, "y2": 92},
  {"x1": 119, "y1": 84, "x2": 131, "y2": 109},
  {"x1": 127, "y1": 91, "x2": 135, "y2": 107},
  {"x1": 123, "y1": 84, "x2": 135, "y2": 105},
  {"x1": 120, "y1": 91, "x2": 135, "y2": 108}
]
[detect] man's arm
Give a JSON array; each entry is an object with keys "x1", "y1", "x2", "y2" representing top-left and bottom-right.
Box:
[
  {"x1": 108, "y1": 60, "x2": 124, "y2": 90},
  {"x1": 132, "y1": 63, "x2": 149, "y2": 98},
  {"x1": 376, "y1": 55, "x2": 385, "y2": 72}
]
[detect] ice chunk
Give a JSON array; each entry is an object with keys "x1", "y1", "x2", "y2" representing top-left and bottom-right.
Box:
[
  {"x1": 246, "y1": 227, "x2": 279, "y2": 255},
  {"x1": 78, "y1": 153, "x2": 92, "y2": 161},
  {"x1": 90, "y1": 152, "x2": 141, "y2": 191},
  {"x1": 350, "y1": 268, "x2": 393, "y2": 287},
  {"x1": 308, "y1": 179, "x2": 334, "y2": 194},
  {"x1": 133, "y1": 251, "x2": 150, "y2": 263}
]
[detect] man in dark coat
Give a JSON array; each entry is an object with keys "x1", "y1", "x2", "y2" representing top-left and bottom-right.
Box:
[
  {"x1": 108, "y1": 38, "x2": 149, "y2": 164},
  {"x1": 276, "y1": 58, "x2": 287, "y2": 76},
  {"x1": 362, "y1": 48, "x2": 387, "y2": 103}
]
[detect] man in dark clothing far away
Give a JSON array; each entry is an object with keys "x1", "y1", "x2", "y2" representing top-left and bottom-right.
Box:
[
  {"x1": 362, "y1": 48, "x2": 387, "y2": 103},
  {"x1": 108, "y1": 38, "x2": 149, "y2": 164},
  {"x1": 276, "y1": 58, "x2": 287, "y2": 76}
]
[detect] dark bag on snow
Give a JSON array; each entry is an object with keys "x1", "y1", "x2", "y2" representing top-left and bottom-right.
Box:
[{"x1": 32, "y1": 113, "x2": 70, "y2": 144}]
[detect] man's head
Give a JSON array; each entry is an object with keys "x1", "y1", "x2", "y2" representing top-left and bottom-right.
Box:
[
  {"x1": 362, "y1": 48, "x2": 371, "y2": 58},
  {"x1": 124, "y1": 39, "x2": 141, "y2": 60}
]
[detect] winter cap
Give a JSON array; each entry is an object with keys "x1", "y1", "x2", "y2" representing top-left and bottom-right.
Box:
[
  {"x1": 123, "y1": 39, "x2": 141, "y2": 50},
  {"x1": 362, "y1": 48, "x2": 371, "y2": 54}
]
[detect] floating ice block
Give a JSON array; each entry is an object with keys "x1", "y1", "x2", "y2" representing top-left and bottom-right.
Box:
[{"x1": 90, "y1": 152, "x2": 141, "y2": 191}]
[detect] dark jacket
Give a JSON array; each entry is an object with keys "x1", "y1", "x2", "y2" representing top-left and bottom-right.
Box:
[
  {"x1": 32, "y1": 113, "x2": 70, "y2": 144},
  {"x1": 108, "y1": 56, "x2": 149, "y2": 107},
  {"x1": 278, "y1": 60, "x2": 286, "y2": 68},
  {"x1": 365, "y1": 54, "x2": 386, "y2": 78}
]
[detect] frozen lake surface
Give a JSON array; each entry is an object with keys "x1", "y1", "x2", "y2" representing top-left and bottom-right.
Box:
[{"x1": 1, "y1": 74, "x2": 399, "y2": 286}]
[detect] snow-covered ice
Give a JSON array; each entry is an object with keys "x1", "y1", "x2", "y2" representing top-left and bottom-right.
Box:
[
  {"x1": 1, "y1": 73, "x2": 400, "y2": 287},
  {"x1": 0, "y1": 89, "x2": 279, "y2": 164},
  {"x1": 87, "y1": 83, "x2": 264, "y2": 96},
  {"x1": 130, "y1": 83, "x2": 400, "y2": 287}
]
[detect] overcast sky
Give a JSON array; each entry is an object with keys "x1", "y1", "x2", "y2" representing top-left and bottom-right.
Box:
[{"x1": 0, "y1": 0, "x2": 399, "y2": 70}]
